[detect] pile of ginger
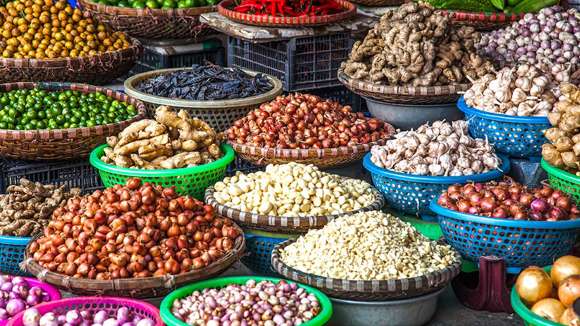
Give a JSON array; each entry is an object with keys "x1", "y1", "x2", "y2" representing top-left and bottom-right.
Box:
[
  {"x1": 101, "y1": 106, "x2": 223, "y2": 169},
  {"x1": 341, "y1": 2, "x2": 494, "y2": 87}
]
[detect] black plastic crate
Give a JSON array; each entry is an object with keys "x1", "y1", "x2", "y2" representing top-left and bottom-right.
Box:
[
  {"x1": 0, "y1": 158, "x2": 103, "y2": 194},
  {"x1": 227, "y1": 34, "x2": 353, "y2": 92},
  {"x1": 130, "y1": 39, "x2": 226, "y2": 75}
]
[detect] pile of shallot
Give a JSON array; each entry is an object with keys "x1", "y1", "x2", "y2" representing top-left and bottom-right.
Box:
[
  {"x1": 20, "y1": 306, "x2": 155, "y2": 326},
  {"x1": 437, "y1": 179, "x2": 580, "y2": 221},
  {"x1": 370, "y1": 120, "x2": 501, "y2": 176},
  {"x1": 0, "y1": 276, "x2": 51, "y2": 322}
]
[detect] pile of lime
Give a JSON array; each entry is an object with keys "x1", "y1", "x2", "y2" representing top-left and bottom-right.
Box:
[{"x1": 94, "y1": 0, "x2": 218, "y2": 9}]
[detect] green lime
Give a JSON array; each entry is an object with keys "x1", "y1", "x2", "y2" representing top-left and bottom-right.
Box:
[
  {"x1": 145, "y1": 0, "x2": 159, "y2": 8},
  {"x1": 132, "y1": 0, "x2": 145, "y2": 7}
]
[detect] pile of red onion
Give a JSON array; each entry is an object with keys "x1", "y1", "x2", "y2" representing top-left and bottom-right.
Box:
[
  {"x1": 437, "y1": 180, "x2": 580, "y2": 221},
  {"x1": 0, "y1": 276, "x2": 51, "y2": 321}
]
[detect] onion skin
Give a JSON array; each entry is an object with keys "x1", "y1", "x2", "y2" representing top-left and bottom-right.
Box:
[
  {"x1": 531, "y1": 298, "x2": 566, "y2": 323},
  {"x1": 558, "y1": 275, "x2": 580, "y2": 307},
  {"x1": 560, "y1": 307, "x2": 580, "y2": 326},
  {"x1": 516, "y1": 266, "x2": 553, "y2": 306},
  {"x1": 552, "y1": 256, "x2": 580, "y2": 287}
]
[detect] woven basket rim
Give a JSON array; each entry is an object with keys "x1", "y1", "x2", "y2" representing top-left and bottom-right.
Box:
[
  {"x1": 338, "y1": 70, "x2": 471, "y2": 97},
  {"x1": 124, "y1": 67, "x2": 283, "y2": 109},
  {"x1": 0, "y1": 38, "x2": 141, "y2": 67},
  {"x1": 78, "y1": 0, "x2": 216, "y2": 16},
  {"x1": 205, "y1": 184, "x2": 385, "y2": 230},
  {"x1": 271, "y1": 239, "x2": 462, "y2": 298},
  {"x1": 23, "y1": 224, "x2": 245, "y2": 295},
  {"x1": 438, "y1": 9, "x2": 525, "y2": 21},
  {"x1": 0, "y1": 83, "x2": 147, "y2": 138},
  {"x1": 217, "y1": 0, "x2": 357, "y2": 27},
  {"x1": 458, "y1": 96, "x2": 550, "y2": 124},
  {"x1": 227, "y1": 134, "x2": 394, "y2": 160}
]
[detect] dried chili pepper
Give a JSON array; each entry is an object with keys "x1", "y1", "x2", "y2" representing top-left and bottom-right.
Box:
[{"x1": 232, "y1": 0, "x2": 344, "y2": 17}]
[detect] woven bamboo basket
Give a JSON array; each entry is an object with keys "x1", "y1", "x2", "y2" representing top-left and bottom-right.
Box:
[
  {"x1": 205, "y1": 184, "x2": 385, "y2": 233},
  {"x1": 0, "y1": 82, "x2": 146, "y2": 161},
  {"x1": 23, "y1": 224, "x2": 245, "y2": 298},
  {"x1": 124, "y1": 67, "x2": 283, "y2": 132},
  {"x1": 271, "y1": 239, "x2": 462, "y2": 301},
  {"x1": 338, "y1": 70, "x2": 470, "y2": 105},
  {"x1": 78, "y1": 0, "x2": 215, "y2": 40},
  {"x1": 228, "y1": 135, "x2": 393, "y2": 168},
  {"x1": 217, "y1": 0, "x2": 357, "y2": 27},
  {"x1": 349, "y1": 0, "x2": 404, "y2": 7},
  {"x1": 0, "y1": 39, "x2": 141, "y2": 85},
  {"x1": 439, "y1": 10, "x2": 524, "y2": 31}
]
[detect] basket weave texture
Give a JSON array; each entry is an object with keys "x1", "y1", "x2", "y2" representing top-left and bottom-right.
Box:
[
  {"x1": 0, "y1": 82, "x2": 146, "y2": 161},
  {"x1": 271, "y1": 239, "x2": 462, "y2": 301},
  {"x1": 0, "y1": 39, "x2": 141, "y2": 85},
  {"x1": 440, "y1": 10, "x2": 524, "y2": 31},
  {"x1": 23, "y1": 224, "x2": 245, "y2": 298},
  {"x1": 338, "y1": 70, "x2": 469, "y2": 105},
  {"x1": 217, "y1": 0, "x2": 357, "y2": 27},
  {"x1": 78, "y1": 0, "x2": 215, "y2": 40},
  {"x1": 205, "y1": 185, "x2": 385, "y2": 233}
]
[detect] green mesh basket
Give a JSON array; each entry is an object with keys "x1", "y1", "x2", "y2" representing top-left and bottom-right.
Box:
[
  {"x1": 541, "y1": 159, "x2": 580, "y2": 203},
  {"x1": 89, "y1": 144, "x2": 235, "y2": 199}
]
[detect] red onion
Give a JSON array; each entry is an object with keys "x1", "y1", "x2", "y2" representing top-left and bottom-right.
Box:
[
  {"x1": 457, "y1": 200, "x2": 472, "y2": 213},
  {"x1": 492, "y1": 207, "x2": 508, "y2": 218},
  {"x1": 531, "y1": 198, "x2": 549, "y2": 213},
  {"x1": 480, "y1": 197, "x2": 497, "y2": 213}
]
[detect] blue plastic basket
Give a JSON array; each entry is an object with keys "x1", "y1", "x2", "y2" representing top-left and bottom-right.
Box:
[
  {"x1": 458, "y1": 96, "x2": 550, "y2": 159},
  {"x1": 430, "y1": 199, "x2": 580, "y2": 274},
  {"x1": 0, "y1": 235, "x2": 31, "y2": 276},
  {"x1": 241, "y1": 230, "x2": 298, "y2": 276},
  {"x1": 363, "y1": 153, "x2": 510, "y2": 220}
]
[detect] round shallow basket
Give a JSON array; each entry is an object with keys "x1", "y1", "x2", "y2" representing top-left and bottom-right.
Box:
[
  {"x1": 124, "y1": 68, "x2": 283, "y2": 132},
  {"x1": 0, "y1": 277, "x2": 60, "y2": 326},
  {"x1": 511, "y1": 267, "x2": 560, "y2": 326},
  {"x1": 160, "y1": 276, "x2": 333, "y2": 326},
  {"x1": 439, "y1": 10, "x2": 524, "y2": 31},
  {"x1": 217, "y1": 0, "x2": 356, "y2": 27},
  {"x1": 458, "y1": 97, "x2": 550, "y2": 159},
  {"x1": 8, "y1": 297, "x2": 162, "y2": 326},
  {"x1": 348, "y1": 0, "x2": 403, "y2": 6},
  {"x1": 0, "y1": 83, "x2": 146, "y2": 161},
  {"x1": 542, "y1": 159, "x2": 580, "y2": 204},
  {"x1": 338, "y1": 70, "x2": 470, "y2": 105},
  {"x1": 363, "y1": 153, "x2": 510, "y2": 220},
  {"x1": 0, "y1": 235, "x2": 32, "y2": 276},
  {"x1": 90, "y1": 143, "x2": 235, "y2": 200},
  {"x1": 205, "y1": 183, "x2": 385, "y2": 233},
  {"x1": 0, "y1": 39, "x2": 141, "y2": 85},
  {"x1": 242, "y1": 229, "x2": 299, "y2": 275},
  {"x1": 271, "y1": 239, "x2": 462, "y2": 301},
  {"x1": 78, "y1": 0, "x2": 215, "y2": 40},
  {"x1": 23, "y1": 226, "x2": 245, "y2": 298},
  {"x1": 229, "y1": 134, "x2": 394, "y2": 169},
  {"x1": 431, "y1": 200, "x2": 580, "y2": 274}
]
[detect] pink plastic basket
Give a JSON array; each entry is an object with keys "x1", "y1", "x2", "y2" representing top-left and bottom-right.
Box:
[
  {"x1": 7, "y1": 297, "x2": 162, "y2": 326},
  {"x1": 0, "y1": 277, "x2": 61, "y2": 326}
]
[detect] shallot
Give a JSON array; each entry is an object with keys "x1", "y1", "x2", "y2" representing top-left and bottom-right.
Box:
[
  {"x1": 0, "y1": 276, "x2": 51, "y2": 321},
  {"x1": 21, "y1": 308, "x2": 154, "y2": 326}
]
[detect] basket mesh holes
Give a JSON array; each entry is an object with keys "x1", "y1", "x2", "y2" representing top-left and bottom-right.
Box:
[
  {"x1": 547, "y1": 174, "x2": 580, "y2": 203},
  {"x1": 242, "y1": 235, "x2": 288, "y2": 275},
  {"x1": 0, "y1": 243, "x2": 28, "y2": 275}
]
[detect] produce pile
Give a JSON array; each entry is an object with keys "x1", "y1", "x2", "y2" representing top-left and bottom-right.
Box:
[
  {"x1": 437, "y1": 179, "x2": 580, "y2": 220},
  {"x1": 136, "y1": 64, "x2": 273, "y2": 101},
  {"x1": 212, "y1": 163, "x2": 378, "y2": 217},
  {"x1": 101, "y1": 106, "x2": 222, "y2": 169},
  {"x1": 478, "y1": 6, "x2": 580, "y2": 83},
  {"x1": 370, "y1": 120, "x2": 501, "y2": 176},
  {"x1": 0, "y1": 0, "x2": 131, "y2": 59},
  {"x1": 280, "y1": 211, "x2": 459, "y2": 280},
  {"x1": 231, "y1": 0, "x2": 345, "y2": 16},
  {"x1": 226, "y1": 93, "x2": 393, "y2": 149},
  {"x1": 464, "y1": 64, "x2": 557, "y2": 116},
  {"x1": 420, "y1": 0, "x2": 559, "y2": 14},
  {"x1": 542, "y1": 83, "x2": 580, "y2": 173},
  {"x1": 0, "y1": 89, "x2": 137, "y2": 130},
  {"x1": 341, "y1": 2, "x2": 494, "y2": 86},
  {"x1": 91, "y1": 0, "x2": 218, "y2": 9},
  {"x1": 0, "y1": 179, "x2": 80, "y2": 237},
  {"x1": 514, "y1": 255, "x2": 580, "y2": 324},
  {"x1": 0, "y1": 276, "x2": 52, "y2": 321},
  {"x1": 171, "y1": 279, "x2": 321, "y2": 326},
  {"x1": 29, "y1": 178, "x2": 241, "y2": 279},
  {"x1": 21, "y1": 306, "x2": 155, "y2": 326}
]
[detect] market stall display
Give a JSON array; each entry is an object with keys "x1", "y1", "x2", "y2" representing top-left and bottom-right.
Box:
[
  {"x1": 124, "y1": 66, "x2": 283, "y2": 132},
  {"x1": 23, "y1": 178, "x2": 245, "y2": 298},
  {"x1": 160, "y1": 276, "x2": 333, "y2": 326},
  {"x1": 226, "y1": 93, "x2": 395, "y2": 168},
  {"x1": 271, "y1": 210, "x2": 462, "y2": 300},
  {"x1": 0, "y1": 83, "x2": 146, "y2": 161},
  {"x1": 205, "y1": 163, "x2": 384, "y2": 232},
  {"x1": 0, "y1": 276, "x2": 61, "y2": 325},
  {"x1": 364, "y1": 120, "x2": 509, "y2": 217}
]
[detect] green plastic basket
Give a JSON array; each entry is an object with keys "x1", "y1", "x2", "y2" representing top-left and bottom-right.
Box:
[
  {"x1": 541, "y1": 159, "x2": 580, "y2": 203},
  {"x1": 510, "y1": 267, "x2": 560, "y2": 326},
  {"x1": 160, "y1": 276, "x2": 333, "y2": 326},
  {"x1": 89, "y1": 144, "x2": 235, "y2": 199}
]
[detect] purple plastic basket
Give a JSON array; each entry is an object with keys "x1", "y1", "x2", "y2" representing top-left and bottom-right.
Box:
[
  {"x1": 0, "y1": 277, "x2": 61, "y2": 326},
  {"x1": 7, "y1": 297, "x2": 163, "y2": 326}
]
